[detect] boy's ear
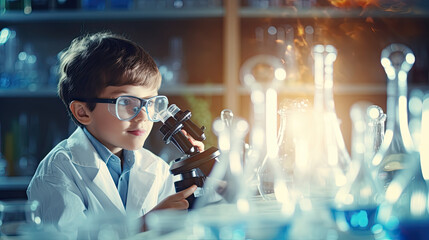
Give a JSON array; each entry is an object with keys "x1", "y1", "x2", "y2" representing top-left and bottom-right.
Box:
[{"x1": 69, "y1": 100, "x2": 92, "y2": 126}]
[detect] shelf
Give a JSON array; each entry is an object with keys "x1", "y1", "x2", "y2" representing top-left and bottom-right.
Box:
[
  {"x1": 0, "y1": 84, "x2": 225, "y2": 97},
  {"x1": 159, "y1": 84, "x2": 224, "y2": 96},
  {"x1": 0, "y1": 7, "x2": 224, "y2": 22},
  {"x1": 0, "y1": 176, "x2": 31, "y2": 190},
  {"x1": 0, "y1": 88, "x2": 58, "y2": 97},
  {"x1": 238, "y1": 83, "x2": 388, "y2": 95},
  {"x1": 240, "y1": 6, "x2": 429, "y2": 19}
]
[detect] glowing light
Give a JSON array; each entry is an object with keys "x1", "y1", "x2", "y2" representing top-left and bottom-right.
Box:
[
  {"x1": 0, "y1": 28, "x2": 10, "y2": 44},
  {"x1": 251, "y1": 89, "x2": 264, "y2": 104},
  {"x1": 325, "y1": 52, "x2": 337, "y2": 64},
  {"x1": 385, "y1": 182, "x2": 402, "y2": 203},
  {"x1": 406, "y1": 53, "x2": 415, "y2": 65},
  {"x1": 18, "y1": 52, "x2": 27, "y2": 61},
  {"x1": 236, "y1": 119, "x2": 249, "y2": 133},
  {"x1": 368, "y1": 106, "x2": 382, "y2": 119},
  {"x1": 409, "y1": 95, "x2": 423, "y2": 116},
  {"x1": 380, "y1": 57, "x2": 390, "y2": 68},
  {"x1": 229, "y1": 152, "x2": 242, "y2": 175},
  {"x1": 410, "y1": 192, "x2": 426, "y2": 216},
  {"x1": 34, "y1": 216, "x2": 41, "y2": 224},
  {"x1": 274, "y1": 68, "x2": 286, "y2": 81},
  {"x1": 237, "y1": 199, "x2": 250, "y2": 213}
]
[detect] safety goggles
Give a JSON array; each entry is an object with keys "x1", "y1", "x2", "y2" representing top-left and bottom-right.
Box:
[{"x1": 75, "y1": 95, "x2": 168, "y2": 122}]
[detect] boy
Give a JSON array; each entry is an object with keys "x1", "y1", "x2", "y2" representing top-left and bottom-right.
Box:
[{"x1": 26, "y1": 32, "x2": 201, "y2": 235}]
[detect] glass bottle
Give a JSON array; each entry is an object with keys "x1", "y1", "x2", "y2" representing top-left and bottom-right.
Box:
[
  {"x1": 331, "y1": 102, "x2": 384, "y2": 235},
  {"x1": 372, "y1": 43, "x2": 416, "y2": 190}
]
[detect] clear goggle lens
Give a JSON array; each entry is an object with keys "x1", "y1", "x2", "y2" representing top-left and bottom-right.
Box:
[{"x1": 107, "y1": 95, "x2": 168, "y2": 122}]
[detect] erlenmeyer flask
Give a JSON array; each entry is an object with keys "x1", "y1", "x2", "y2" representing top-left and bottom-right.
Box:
[
  {"x1": 331, "y1": 102, "x2": 384, "y2": 235},
  {"x1": 372, "y1": 43, "x2": 416, "y2": 190},
  {"x1": 257, "y1": 98, "x2": 310, "y2": 200}
]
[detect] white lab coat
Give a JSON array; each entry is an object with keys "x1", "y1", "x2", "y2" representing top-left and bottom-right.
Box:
[{"x1": 27, "y1": 127, "x2": 175, "y2": 235}]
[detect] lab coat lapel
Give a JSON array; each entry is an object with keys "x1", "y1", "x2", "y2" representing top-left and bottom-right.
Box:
[
  {"x1": 92, "y1": 163, "x2": 126, "y2": 214},
  {"x1": 68, "y1": 128, "x2": 126, "y2": 214},
  {"x1": 126, "y1": 149, "x2": 156, "y2": 217}
]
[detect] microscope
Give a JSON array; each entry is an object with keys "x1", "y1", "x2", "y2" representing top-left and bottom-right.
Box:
[{"x1": 158, "y1": 104, "x2": 220, "y2": 208}]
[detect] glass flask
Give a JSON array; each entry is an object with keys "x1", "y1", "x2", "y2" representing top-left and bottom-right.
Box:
[
  {"x1": 375, "y1": 44, "x2": 429, "y2": 240},
  {"x1": 330, "y1": 102, "x2": 385, "y2": 235},
  {"x1": 365, "y1": 105, "x2": 386, "y2": 163},
  {"x1": 372, "y1": 43, "x2": 416, "y2": 190},
  {"x1": 192, "y1": 116, "x2": 250, "y2": 240},
  {"x1": 257, "y1": 98, "x2": 310, "y2": 200},
  {"x1": 307, "y1": 44, "x2": 350, "y2": 200}
]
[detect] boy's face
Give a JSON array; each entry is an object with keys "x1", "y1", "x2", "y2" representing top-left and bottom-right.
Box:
[{"x1": 85, "y1": 84, "x2": 158, "y2": 155}]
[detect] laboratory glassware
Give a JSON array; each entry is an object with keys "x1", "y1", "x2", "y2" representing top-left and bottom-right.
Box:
[
  {"x1": 365, "y1": 105, "x2": 386, "y2": 163},
  {"x1": 0, "y1": 200, "x2": 40, "y2": 236},
  {"x1": 238, "y1": 54, "x2": 288, "y2": 201},
  {"x1": 257, "y1": 98, "x2": 310, "y2": 200},
  {"x1": 307, "y1": 44, "x2": 350, "y2": 200},
  {"x1": 372, "y1": 43, "x2": 416, "y2": 190},
  {"x1": 192, "y1": 116, "x2": 250, "y2": 240},
  {"x1": 376, "y1": 44, "x2": 429, "y2": 240},
  {"x1": 331, "y1": 102, "x2": 385, "y2": 235}
]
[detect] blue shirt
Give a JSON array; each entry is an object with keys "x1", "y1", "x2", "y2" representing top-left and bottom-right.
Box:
[{"x1": 83, "y1": 128, "x2": 134, "y2": 208}]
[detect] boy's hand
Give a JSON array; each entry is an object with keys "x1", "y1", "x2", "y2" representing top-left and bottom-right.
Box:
[
  {"x1": 150, "y1": 185, "x2": 197, "y2": 211},
  {"x1": 141, "y1": 185, "x2": 197, "y2": 231},
  {"x1": 181, "y1": 130, "x2": 205, "y2": 152}
]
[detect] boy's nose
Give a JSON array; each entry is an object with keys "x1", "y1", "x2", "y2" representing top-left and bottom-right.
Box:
[{"x1": 133, "y1": 108, "x2": 148, "y2": 122}]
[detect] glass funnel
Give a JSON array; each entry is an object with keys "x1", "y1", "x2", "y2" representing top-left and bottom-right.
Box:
[
  {"x1": 372, "y1": 43, "x2": 416, "y2": 190},
  {"x1": 330, "y1": 102, "x2": 385, "y2": 235}
]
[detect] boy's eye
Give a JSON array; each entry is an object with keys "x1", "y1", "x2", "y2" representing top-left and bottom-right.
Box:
[{"x1": 118, "y1": 98, "x2": 130, "y2": 106}]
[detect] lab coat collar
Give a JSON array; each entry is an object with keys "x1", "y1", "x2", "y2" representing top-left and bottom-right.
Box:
[
  {"x1": 67, "y1": 128, "x2": 126, "y2": 214},
  {"x1": 67, "y1": 128, "x2": 160, "y2": 217}
]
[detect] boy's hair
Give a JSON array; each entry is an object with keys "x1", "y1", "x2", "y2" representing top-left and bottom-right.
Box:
[{"x1": 58, "y1": 32, "x2": 162, "y2": 127}]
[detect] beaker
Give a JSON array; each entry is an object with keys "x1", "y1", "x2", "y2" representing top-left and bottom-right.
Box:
[
  {"x1": 372, "y1": 43, "x2": 416, "y2": 190},
  {"x1": 330, "y1": 102, "x2": 384, "y2": 235}
]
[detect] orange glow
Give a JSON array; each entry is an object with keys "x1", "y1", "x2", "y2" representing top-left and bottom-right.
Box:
[{"x1": 327, "y1": 0, "x2": 380, "y2": 8}]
